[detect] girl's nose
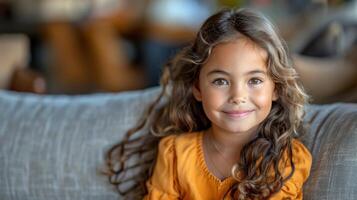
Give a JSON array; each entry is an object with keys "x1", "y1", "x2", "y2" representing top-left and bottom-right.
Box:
[{"x1": 228, "y1": 84, "x2": 247, "y2": 104}]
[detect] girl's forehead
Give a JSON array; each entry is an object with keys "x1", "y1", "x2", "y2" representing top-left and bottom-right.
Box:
[
  {"x1": 221, "y1": 33, "x2": 267, "y2": 54},
  {"x1": 199, "y1": 37, "x2": 270, "y2": 77},
  {"x1": 211, "y1": 36, "x2": 268, "y2": 63}
]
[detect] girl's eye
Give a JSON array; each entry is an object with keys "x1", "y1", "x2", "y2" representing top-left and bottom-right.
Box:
[
  {"x1": 248, "y1": 78, "x2": 263, "y2": 85},
  {"x1": 212, "y1": 78, "x2": 229, "y2": 86}
]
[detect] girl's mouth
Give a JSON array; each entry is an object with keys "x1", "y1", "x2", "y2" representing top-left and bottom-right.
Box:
[{"x1": 222, "y1": 109, "x2": 254, "y2": 118}]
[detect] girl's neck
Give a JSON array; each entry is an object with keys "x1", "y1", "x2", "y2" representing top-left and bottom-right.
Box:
[
  {"x1": 203, "y1": 127, "x2": 257, "y2": 180},
  {"x1": 208, "y1": 126, "x2": 258, "y2": 158}
]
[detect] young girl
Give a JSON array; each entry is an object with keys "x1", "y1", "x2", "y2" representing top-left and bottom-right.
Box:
[{"x1": 106, "y1": 8, "x2": 312, "y2": 200}]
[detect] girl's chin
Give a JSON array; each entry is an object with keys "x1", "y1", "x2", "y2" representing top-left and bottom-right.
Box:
[{"x1": 216, "y1": 125, "x2": 258, "y2": 135}]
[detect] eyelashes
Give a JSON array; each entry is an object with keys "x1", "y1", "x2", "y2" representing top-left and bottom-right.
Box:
[
  {"x1": 211, "y1": 77, "x2": 264, "y2": 87},
  {"x1": 248, "y1": 78, "x2": 263, "y2": 85},
  {"x1": 212, "y1": 78, "x2": 229, "y2": 86}
]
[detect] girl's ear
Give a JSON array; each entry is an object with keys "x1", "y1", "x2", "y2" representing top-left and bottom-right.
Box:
[
  {"x1": 192, "y1": 83, "x2": 202, "y2": 102},
  {"x1": 272, "y1": 88, "x2": 278, "y2": 101}
]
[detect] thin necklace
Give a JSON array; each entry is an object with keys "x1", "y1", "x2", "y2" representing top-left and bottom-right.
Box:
[
  {"x1": 205, "y1": 133, "x2": 227, "y2": 179},
  {"x1": 209, "y1": 131, "x2": 236, "y2": 168},
  {"x1": 205, "y1": 132, "x2": 235, "y2": 179}
]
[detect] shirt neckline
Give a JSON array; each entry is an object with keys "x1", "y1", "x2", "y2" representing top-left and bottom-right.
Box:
[{"x1": 196, "y1": 131, "x2": 235, "y2": 186}]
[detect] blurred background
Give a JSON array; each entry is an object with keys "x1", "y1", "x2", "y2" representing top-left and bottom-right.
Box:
[{"x1": 0, "y1": 0, "x2": 356, "y2": 103}]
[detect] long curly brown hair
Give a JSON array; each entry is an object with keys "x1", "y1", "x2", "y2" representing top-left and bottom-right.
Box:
[{"x1": 105, "y1": 8, "x2": 308, "y2": 200}]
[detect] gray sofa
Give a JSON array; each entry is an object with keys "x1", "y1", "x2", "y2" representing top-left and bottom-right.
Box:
[{"x1": 0, "y1": 87, "x2": 356, "y2": 200}]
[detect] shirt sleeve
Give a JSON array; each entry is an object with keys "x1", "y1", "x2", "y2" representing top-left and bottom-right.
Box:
[
  {"x1": 270, "y1": 139, "x2": 312, "y2": 200},
  {"x1": 143, "y1": 135, "x2": 180, "y2": 200}
]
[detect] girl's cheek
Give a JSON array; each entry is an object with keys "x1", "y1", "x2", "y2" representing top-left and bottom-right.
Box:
[
  {"x1": 206, "y1": 89, "x2": 228, "y2": 106},
  {"x1": 256, "y1": 95, "x2": 271, "y2": 106},
  {"x1": 251, "y1": 88, "x2": 275, "y2": 105}
]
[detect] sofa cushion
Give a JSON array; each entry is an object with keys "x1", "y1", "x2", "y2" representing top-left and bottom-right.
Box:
[
  {"x1": 302, "y1": 103, "x2": 357, "y2": 199},
  {"x1": 0, "y1": 87, "x2": 356, "y2": 200},
  {"x1": 0, "y1": 87, "x2": 160, "y2": 200}
]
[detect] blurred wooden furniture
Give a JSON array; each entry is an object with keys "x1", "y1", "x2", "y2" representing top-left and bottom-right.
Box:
[
  {"x1": 41, "y1": 2, "x2": 148, "y2": 94},
  {"x1": 0, "y1": 34, "x2": 28, "y2": 88},
  {"x1": 0, "y1": 34, "x2": 46, "y2": 94},
  {"x1": 9, "y1": 68, "x2": 46, "y2": 94}
]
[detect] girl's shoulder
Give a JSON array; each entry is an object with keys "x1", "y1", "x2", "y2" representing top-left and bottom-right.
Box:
[
  {"x1": 158, "y1": 131, "x2": 202, "y2": 156},
  {"x1": 291, "y1": 138, "x2": 312, "y2": 161},
  {"x1": 160, "y1": 131, "x2": 201, "y2": 145},
  {"x1": 282, "y1": 138, "x2": 312, "y2": 182}
]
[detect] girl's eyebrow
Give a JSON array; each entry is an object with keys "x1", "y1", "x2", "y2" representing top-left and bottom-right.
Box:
[
  {"x1": 207, "y1": 69, "x2": 230, "y2": 77},
  {"x1": 206, "y1": 69, "x2": 267, "y2": 77},
  {"x1": 245, "y1": 70, "x2": 267, "y2": 75}
]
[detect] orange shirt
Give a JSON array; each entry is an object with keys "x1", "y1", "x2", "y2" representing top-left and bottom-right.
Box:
[{"x1": 144, "y1": 132, "x2": 312, "y2": 200}]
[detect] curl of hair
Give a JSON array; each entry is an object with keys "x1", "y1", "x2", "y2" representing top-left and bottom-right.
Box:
[{"x1": 105, "y1": 8, "x2": 308, "y2": 200}]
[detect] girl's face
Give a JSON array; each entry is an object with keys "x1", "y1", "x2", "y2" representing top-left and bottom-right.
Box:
[{"x1": 193, "y1": 37, "x2": 278, "y2": 136}]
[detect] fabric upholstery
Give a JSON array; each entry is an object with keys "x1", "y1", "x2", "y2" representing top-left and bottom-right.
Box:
[
  {"x1": 302, "y1": 103, "x2": 357, "y2": 199},
  {"x1": 0, "y1": 87, "x2": 160, "y2": 200},
  {"x1": 0, "y1": 87, "x2": 356, "y2": 200}
]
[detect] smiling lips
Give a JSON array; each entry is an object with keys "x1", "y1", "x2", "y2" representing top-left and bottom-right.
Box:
[{"x1": 223, "y1": 109, "x2": 254, "y2": 118}]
